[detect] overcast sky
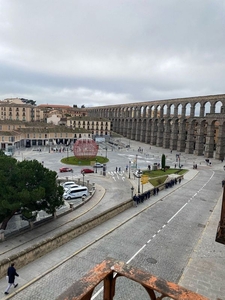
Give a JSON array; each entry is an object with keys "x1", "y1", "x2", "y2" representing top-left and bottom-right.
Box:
[{"x1": 0, "y1": 0, "x2": 225, "y2": 107}]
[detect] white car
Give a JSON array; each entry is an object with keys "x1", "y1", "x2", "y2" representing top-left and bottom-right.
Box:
[
  {"x1": 94, "y1": 162, "x2": 104, "y2": 168},
  {"x1": 62, "y1": 181, "x2": 75, "y2": 190}
]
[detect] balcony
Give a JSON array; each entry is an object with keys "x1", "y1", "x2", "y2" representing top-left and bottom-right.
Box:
[{"x1": 57, "y1": 258, "x2": 208, "y2": 300}]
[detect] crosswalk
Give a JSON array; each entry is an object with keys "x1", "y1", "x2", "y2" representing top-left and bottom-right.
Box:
[{"x1": 108, "y1": 171, "x2": 126, "y2": 182}]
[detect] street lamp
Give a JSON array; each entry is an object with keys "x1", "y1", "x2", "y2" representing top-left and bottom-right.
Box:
[
  {"x1": 95, "y1": 159, "x2": 97, "y2": 173},
  {"x1": 67, "y1": 148, "x2": 69, "y2": 161},
  {"x1": 105, "y1": 146, "x2": 108, "y2": 158},
  {"x1": 136, "y1": 154, "x2": 138, "y2": 169},
  {"x1": 129, "y1": 160, "x2": 131, "y2": 179},
  {"x1": 137, "y1": 169, "x2": 142, "y2": 194},
  {"x1": 81, "y1": 171, "x2": 85, "y2": 186}
]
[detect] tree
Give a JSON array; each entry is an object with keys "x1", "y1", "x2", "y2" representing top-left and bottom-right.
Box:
[
  {"x1": 161, "y1": 154, "x2": 166, "y2": 172},
  {"x1": 0, "y1": 155, "x2": 64, "y2": 230}
]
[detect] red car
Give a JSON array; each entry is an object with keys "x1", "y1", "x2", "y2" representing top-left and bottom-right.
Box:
[
  {"x1": 59, "y1": 167, "x2": 73, "y2": 173},
  {"x1": 81, "y1": 168, "x2": 94, "y2": 174}
]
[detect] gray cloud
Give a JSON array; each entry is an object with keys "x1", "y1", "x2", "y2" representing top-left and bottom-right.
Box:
[{"x1": 0, "y1": 0, "x2": 225, "y2": 107}]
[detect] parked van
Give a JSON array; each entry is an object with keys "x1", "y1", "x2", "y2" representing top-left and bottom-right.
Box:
[{"x1": 63, "y1": 186, "x2": 88, "y2": 200}]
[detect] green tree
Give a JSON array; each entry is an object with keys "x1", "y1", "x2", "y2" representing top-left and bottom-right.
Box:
[
  {"x1": 0, "y1": 155, "x2": 64, "y2": 230},
  {"x1": 161, "y1": 154, "x2": 166, "y2": 172}
]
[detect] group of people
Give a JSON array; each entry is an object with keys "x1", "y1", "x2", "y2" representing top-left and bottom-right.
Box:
[
  {"x1": 165, "y1": 177, "x2": 181, "y2": 188},
  {"x1": 133, "y1": 187, "x2": 159, "y2": 206}
]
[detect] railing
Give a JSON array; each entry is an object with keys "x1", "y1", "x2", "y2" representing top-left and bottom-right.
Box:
[{"x1": 56, "y1": 258, "x2": 209, "y2": 300}]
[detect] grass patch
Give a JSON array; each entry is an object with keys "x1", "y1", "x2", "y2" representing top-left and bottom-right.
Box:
[
  {"x1": 61, "y1": 156, "x2": 109, "y2": 166},
  {"x1": 143, "y1": 168, "x2": 187, "y2": 187},
  {"x1": 143, "y1": 168, "x2": 187, "y2": 177},
  {"x1": 149, "y1": 176, "x2": 168, "y2": 186}
]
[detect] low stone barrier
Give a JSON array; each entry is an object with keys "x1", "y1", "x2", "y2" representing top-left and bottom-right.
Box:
[{"x1": 0, "y1": 199, "x2": 133, "y2": 279}]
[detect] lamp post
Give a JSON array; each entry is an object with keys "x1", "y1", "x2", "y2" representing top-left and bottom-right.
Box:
[
  {"x1": 136, "y1": 154, "x2": 138, "y2": 169},
  {"x1": 67, "y1": 148, "x2": 69, "y2": 161},
  {"x1": 137, "y1": 169, "x2": 141, "y2": 194},
  {"x1": 105, "y1": 146, "x2": 108, "y2": 158},
  {"x1": 81, "y1": 171, "x2": 85, "y2": 186},
  {"x1": 95, "y1": 159, "x2": 97, "y2": 173},
  {"x1": 129, "y1": 160, "x2": 131, "y2": 179}
]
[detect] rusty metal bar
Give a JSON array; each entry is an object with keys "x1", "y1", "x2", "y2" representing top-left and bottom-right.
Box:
[
  {"x1": 216, "y1": 184, "x2": 225, "y2": 245},
  {"x1": 112, "y1": 259, "x2": 209, "y2": 300},
  {"x1": 56, "y1": 258, "x2": 209, "y2": 300},
  {"x1": 55, "y1": 258, "x2": 113, "y2": 300}
]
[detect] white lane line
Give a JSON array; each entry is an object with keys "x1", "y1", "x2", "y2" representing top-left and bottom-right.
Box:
[
  {"x1": 168, "y1": 203, "x2": 188, "y2": 223},
  {"x1": 126, "y1": 245, "x2": 146, "y2": 264}
]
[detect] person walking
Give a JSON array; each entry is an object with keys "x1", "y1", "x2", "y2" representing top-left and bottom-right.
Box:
[{"x1": 5, "y1": 263, "x2": 19, "y2": 295}]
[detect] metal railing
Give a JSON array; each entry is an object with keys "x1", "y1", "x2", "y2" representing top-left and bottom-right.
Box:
[{"x1": 56, "y1": 258, "x2": 209, "y2": 300}]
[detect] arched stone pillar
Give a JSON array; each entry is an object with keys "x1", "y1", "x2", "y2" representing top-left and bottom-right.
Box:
[
  {"x1": 140, "y1": 119, "x2": 147, "y2": 142},
  {"x1": 190, "y1": 105, "x2": 195, "y2": 118},
  {"x1": 204, "y1": 123, "x2": 215, "y2": 158},
  {"x1": 131, "y1": 119, "x2": 137, "y2": 141},
  {"x1": 150, "y1": 119, "x2": 158, "y2": 145},
  {"x1": 170, "y1": 119, "x2": 179, "y2": 150},
  {"x1": 194, "y1": 121, "x2": 205, "y2": 156},
  {"x1": 215, "y1": 122, "x2": 225, "y2": 160},
  {"x1": 210, "y1": 103, "x2": 216, "y2": 114},
  {"x1": 185, "y1": 120, "x2": 195, "y2": 154},
  {"x1": 135, "y1": 119, "x2": 142, "y2": 141},
  {"x1": 163, "y1": 119, "x2": 171, "y2": 149},
  {"x1": 199, "y1": 104, "x2": 205, "y2": 118},
  {"x1": 145, "y1": 119, "x2": 151, "y2": 144},
  {"x1": 173, "y1": 105, "x2": 178, "y2": 118},
  {"x1": 177, "y1": 119, "x2": 187, "y2": 152},
  {"x1": 126, "y1": 121, "x2": 132, "y2": 140},
  {"x1": 156, "y1": 119, "x2": 164, "y2": 147}
]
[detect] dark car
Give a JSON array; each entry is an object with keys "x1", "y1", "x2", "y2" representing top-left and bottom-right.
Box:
[
  {"x1": 81, "y1": 168, "x2": 94, "y2": 174},
  {"x1": 59, "y1": 167, "x2": 73, "y2": 173}
]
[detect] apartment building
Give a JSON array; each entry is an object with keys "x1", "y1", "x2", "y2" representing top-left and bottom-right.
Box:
[
  {"x1": 0, "y1": 99, "x2": 43, "y2": 122},
  {"x1": 67, "y1": 117, "x2": 111, "y2": 137},
  {"x1": 0, "y1": 120, "x2": 93, "y2": 152}
]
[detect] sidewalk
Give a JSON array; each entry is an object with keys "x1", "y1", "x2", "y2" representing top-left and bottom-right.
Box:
[
  {"x1": 0, "y1": 169, "x2": 224, "y2": 299},
  {"x1": 179, "y1": 193, "x2": 225, "y2": 300}
]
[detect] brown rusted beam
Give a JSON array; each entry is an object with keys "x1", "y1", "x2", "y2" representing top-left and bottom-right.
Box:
[
  {"x1": 112, "y1": 259, "x2": 209, "y2": 300},
  {"x1": 216, "y1": 184, "x2": 225, "y2": 245},
  {"x1": 56, "y1": 257, "x2": 209, "y2": 300},
  {"x1": 56, "y1": 258, "x2": 114, "y2": 300}
]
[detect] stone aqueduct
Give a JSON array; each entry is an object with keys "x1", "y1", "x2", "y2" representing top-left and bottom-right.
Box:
[{"x1": 87, "y1": 94, "x2": 225, "y2": 160}]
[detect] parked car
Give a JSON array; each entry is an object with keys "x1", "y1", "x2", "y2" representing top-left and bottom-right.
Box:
[
  {"x1": 62, "y1": 181, "x2": 75, "y2": 189},
  {"x1": 81, "y1": 168, "x2": 94, "y2": 174},
  {"x1": 64, "y1": 184, "x2": 80, "y2": 192},
  {"x1": 59, "y1": 167, "x2": 73, "y2": 173},
  {"x1": 94, "y1": 162, "x2": 104, "y2": 168}
]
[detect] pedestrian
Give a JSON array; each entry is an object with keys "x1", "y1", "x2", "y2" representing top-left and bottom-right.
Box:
[
  {"x1": 116, "y1": 167, "x2": 118, "y2": 172},
  {"x1": 223, "y1": 165, "x2": 225, "y2": 171},
  {"x1": 5, "y1": 263, "x2": 19, "y2": 295}
]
